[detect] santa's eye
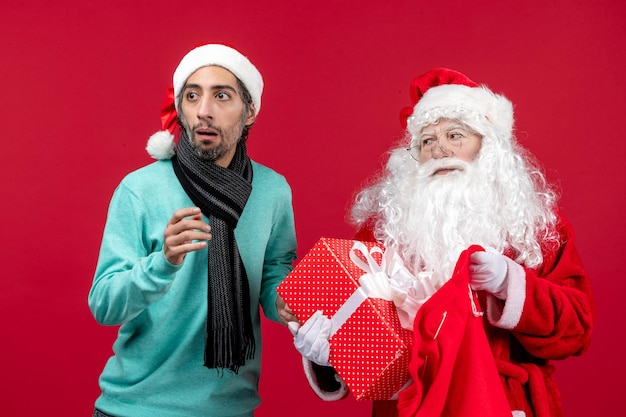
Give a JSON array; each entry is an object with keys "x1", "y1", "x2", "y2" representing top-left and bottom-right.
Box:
[{"x1": 422, "y1": 137, "x2": 436, "y2": 148}]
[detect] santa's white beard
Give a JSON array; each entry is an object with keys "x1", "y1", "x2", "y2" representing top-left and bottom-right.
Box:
[{"x1": 384, "y1": 157, "x2": 511, "y2": 288}]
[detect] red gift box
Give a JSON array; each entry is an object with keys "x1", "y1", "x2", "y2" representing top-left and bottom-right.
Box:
[{"x1": 277, "y1": 237, "x2": 413, "y2": 400}]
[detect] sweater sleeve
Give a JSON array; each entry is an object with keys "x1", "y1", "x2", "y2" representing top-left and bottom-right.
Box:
[
  {"x1": 487, "y1": 213, "x2": 595, "y2": 359},
  {"x1": 258, "y1": 179, "x2": 298, "y2": 323},
  {"x1": 88, "y1": 182, "x2": 181, "y2": 325}
]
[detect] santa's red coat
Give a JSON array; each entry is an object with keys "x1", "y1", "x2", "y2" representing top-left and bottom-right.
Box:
[{"x1": 362, "y1": 211, "x2": 595, "y2": 417}]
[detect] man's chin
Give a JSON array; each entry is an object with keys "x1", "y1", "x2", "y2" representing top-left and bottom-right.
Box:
[{"x1": 192, "y1": 144, "x2": 223, "y2": 161}]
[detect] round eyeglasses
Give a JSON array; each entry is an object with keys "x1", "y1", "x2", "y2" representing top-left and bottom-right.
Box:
[
  {"x1": 406, "y1": 143, "x2": 422, "y2": 161},
  {"x1": 406, "y1": 130, "x2": 470, "y2": 161}
]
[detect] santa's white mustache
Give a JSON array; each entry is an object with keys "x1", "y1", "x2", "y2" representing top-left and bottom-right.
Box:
[{"x1": 417, "y1": 158, "x2": 471, "y2": 178}]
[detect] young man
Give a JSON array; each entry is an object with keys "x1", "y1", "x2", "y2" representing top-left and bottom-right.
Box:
[
  {"x1": 290, "y1": 68, "x2": 594, "y2": 416},
  {"x1": 89, "y1": 44, "x2": 297, "y2": 417}
]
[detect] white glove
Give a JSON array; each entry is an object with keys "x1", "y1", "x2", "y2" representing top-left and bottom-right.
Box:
[
  {"x1": 469, "y1": 247, "x2": 509, "y2": 300},
  {"x1": 289, "y1": 310, "x2": 331, "y2": 366}
]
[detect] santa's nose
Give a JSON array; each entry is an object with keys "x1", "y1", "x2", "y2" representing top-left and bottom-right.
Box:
[{"x1": 431, "y1": 141, "x2": 451, "y2": 158}]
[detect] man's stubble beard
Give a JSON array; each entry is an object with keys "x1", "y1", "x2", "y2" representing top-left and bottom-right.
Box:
[{"x1": 180, "y1": 117, "x2": 246, "y2": 162}]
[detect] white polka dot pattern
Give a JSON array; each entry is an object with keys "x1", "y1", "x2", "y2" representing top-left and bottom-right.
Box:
[{"x1": 277, "y1": 237, "x2": 414, "y2": 400}]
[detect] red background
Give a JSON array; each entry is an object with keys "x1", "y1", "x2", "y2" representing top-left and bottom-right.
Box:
[{"x1": 1, "y1": 1, "x2": 624, "y2": 416}]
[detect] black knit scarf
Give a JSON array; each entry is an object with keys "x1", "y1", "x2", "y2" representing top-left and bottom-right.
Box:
[{"x1": 172, "y1": 130, "x2": 255, "y2": 373}]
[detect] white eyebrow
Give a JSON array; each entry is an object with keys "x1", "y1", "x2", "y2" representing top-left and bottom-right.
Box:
[
  {"x1": 420, "y1": 124, "x2": 466, "y2": 138},
  {"x1": 445, "y1": 124, "x2": 465, "y2": 131}
]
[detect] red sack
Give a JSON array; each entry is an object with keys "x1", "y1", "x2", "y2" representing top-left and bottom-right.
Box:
[{"x1": 397, "y1": 245, "x2": 511, "y2": 417}]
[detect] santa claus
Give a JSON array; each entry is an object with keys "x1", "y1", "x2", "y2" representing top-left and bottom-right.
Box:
[{"x1": 288, "y1": 68, "x2": 594, "y2": 417}]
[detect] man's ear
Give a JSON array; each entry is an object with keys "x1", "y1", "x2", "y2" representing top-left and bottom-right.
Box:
[{"x1": 245, "y1": 103, "x2": 257, "y2": 126}]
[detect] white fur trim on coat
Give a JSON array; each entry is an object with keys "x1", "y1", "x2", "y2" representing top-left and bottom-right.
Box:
[
  {"x1": 302, "y1": 357, "x2": 349, "y2": 401},
  {"x1": 486, "y1": 257, "x2": 526, "y2": 329}
]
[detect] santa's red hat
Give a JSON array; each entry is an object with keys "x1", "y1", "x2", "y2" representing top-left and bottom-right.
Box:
[
  {"x1": 400, "y1": 68, "x2": 514, "y2": 143},
  {"x1": 146, "y1": 44, "x2": 264, "y2": 160}
]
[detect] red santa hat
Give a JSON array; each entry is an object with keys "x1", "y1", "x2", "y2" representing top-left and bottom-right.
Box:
[
  {"x1": 400, "y1": 68, "x2": 514, "y2": 144},
  {"x1": 146, "y1": 44, "x2": 264, "y2": 160}
]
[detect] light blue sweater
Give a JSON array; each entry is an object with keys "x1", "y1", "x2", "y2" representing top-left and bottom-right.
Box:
[{"x1": 89, "y1": 159, "x2": 297, "y2": 417}]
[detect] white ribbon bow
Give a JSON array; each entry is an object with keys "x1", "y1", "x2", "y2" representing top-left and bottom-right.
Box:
[
  {"x1": 330, "y1": 241, "x2": 437, "y2": 334},
  {"x1": 349, "y1": 241, "x2": 394, "y2": 300}
]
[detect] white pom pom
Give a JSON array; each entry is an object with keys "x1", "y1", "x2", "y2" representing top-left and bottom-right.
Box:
[{"x1": 146, "y1": 130, "x2": 175, "y2": 160}]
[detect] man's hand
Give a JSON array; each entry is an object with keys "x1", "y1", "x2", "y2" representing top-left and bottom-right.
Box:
[
  {"x1": 164, "y1": 207, "x2": 212, "y2": 265},
  {"x1": 276, "y1": 295, "x2": 298, "y2": 325},
  {"x1": 469, "y1": 247, "x2": 508, "y2": 299}
]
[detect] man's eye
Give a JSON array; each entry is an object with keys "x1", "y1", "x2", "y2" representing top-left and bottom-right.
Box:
[
  {"x1": 216, "y1": 92, "x2": 230, "y2": 100},
  {"x1": 449, "y1": 132, "x2": 465, "y2": 140},
  {"x1": 422, "y1": 138, "x2": 435, "y2": 147},
  {"x1": 186, "y1": 92, "x2": 198, "y2": 100}
]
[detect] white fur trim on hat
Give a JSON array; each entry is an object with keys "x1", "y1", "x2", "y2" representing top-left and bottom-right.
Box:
[
  {"x1": 407, "y1": 84, "x2": 514, "y2": 142},
  {"x1": 173, "y1": 44, "x2": 263, "y2": 115},
  {"x1": 146, "y1": 130, "x2": 175, "y2": 160}
]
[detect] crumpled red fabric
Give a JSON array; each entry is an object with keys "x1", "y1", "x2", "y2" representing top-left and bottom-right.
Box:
[{"x1": 397, "y1": 245, "x2": 511, "y2": 417}]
